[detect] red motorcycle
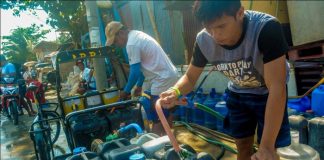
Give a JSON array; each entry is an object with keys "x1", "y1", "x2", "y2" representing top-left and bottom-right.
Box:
[{"x1": 1, "y1": 76, "x2": 20, "y2": 125}]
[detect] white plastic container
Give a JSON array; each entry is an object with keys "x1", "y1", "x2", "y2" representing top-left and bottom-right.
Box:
[{"x1": 277, "y1": 130, "x2": 320, "y2": 160}]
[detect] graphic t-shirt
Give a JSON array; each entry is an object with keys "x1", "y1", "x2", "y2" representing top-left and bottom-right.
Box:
[{"x1": 192, "y1": 10, "x2": 289, "y2": 94}]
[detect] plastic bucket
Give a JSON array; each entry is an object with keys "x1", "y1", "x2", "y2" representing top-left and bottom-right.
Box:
[
  {"x1": 63, "y1": 96, "x2": 85, "y2": 115},
  {"x1": 101, "y1": 90, "x2": 119, "y2": 105}
]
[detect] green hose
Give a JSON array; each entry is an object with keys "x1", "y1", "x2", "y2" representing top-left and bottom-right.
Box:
[
  {"x1": 175, "y1": 121, "x2": 238, "y2": 154},
  {"x1": 195, "y1": 103, "x2": 225, "y2": 121}
]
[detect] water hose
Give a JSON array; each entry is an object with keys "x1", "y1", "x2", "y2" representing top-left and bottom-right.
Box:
[
  {"x1": 187, "y1": 123, "x2": 235, "y2": 143},
  {"x1": 155, "y1": 99, "x2": 181, "y2": 153},
  {"x1": 118, "y1": 123, "x2": 143, "y2": 134},
  {"x1": 288, "y1": 77, "x2": 324, "y2": 99},
  {"x1": 216, "y1": 146, "x2": 225, "y2": 160},
  {"x1": 175, "y1": 121, "x2": 237, "y2": 154},
  {"x1": 194, "y1": 102, "x2": 225, "y2": 121}
]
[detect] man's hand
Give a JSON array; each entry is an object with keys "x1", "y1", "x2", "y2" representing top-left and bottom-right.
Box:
[
  {"x1": 120, "y1": 91, "x2": 131, "y2": 100},
  {"x1": 134, "y1": 86, "x2": 142, "y2": 97},
  {"x1": 159, "y1": 89, "x2": 187, "y2": 109},
  {"x1": 251, "y1": 147, "x2": 279, "y2": 160}
]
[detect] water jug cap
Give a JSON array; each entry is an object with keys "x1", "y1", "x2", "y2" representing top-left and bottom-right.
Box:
[
  {"x1": 73, "y1": 147, "x2": 87, "y2": 155},
  {"x1": 129, "y1": 153, "x2": 145, "y2": 160},
  {"x1": 318, "y1": 85, "x2": 324, "y2": 90}
]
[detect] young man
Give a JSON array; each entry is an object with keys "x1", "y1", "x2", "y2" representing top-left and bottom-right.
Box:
[
  {"x1": 160, "y1": 1, "x2": 291, "y2": 160},
  {"x1": 105, "y1": 21, "x2": 179, "y2": 135}
]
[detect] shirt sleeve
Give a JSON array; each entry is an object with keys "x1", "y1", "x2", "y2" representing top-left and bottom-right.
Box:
[
  {"x1": 124, "y1": 63, "x2": 143, "y2": 93},
  {"x1": 136, "y1": 72, "x2": 145, "y2": 87},
  {"x1": 258, "y1": 19, "x2": 289, "y2": 64},
  {"x1": 190, "y1": 41, "x2": 208, "y2": 67},
  {"x1": 126, "y1": 45, "x2": 141, "y2": 65}
]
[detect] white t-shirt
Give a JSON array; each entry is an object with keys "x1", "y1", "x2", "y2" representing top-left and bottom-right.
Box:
[
  {"x1": 126, "y1": 30, "x2": 179, "y2": 95},
  {"x1": 80, "y1": 67, "x2": 96, "y2": 89}
]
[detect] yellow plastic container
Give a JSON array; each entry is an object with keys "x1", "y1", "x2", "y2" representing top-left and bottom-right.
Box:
[
  {"x1": 85, "y1": 91, "x2": 103, "y2": 108},
  {"x1": 101, "y1": 90, "x2": 119, "y2": 104},
  {"x1": 63, "y1": 96, "x2": 85, "y2": 115}
]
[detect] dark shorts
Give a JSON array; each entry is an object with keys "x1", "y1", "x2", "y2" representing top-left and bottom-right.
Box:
[
  {"x1": 224, "y1": 89, "x2": 291, "y2": 148},
  {"x1": 142, "y1": 90, "x2": 169, "y2": 122}
]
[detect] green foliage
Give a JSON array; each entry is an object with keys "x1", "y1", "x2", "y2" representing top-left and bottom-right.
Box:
[
  {"x1": 1, "y1": 0, "x2": 88, "y2": 46},
  {"x1": 1, "y1": 24, "x2": 49, "y2": 64},
  {"x1": 56, "y1": 32, "x2": 72, "y2": 45}
]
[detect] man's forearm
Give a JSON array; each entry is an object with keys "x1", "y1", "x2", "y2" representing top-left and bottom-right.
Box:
[
  {"x1": 174, "y1": 75, "x2": 195, "y2": 96},
  {"x1": 260, "y1": 86, "x2": 286, "y2": 149}
]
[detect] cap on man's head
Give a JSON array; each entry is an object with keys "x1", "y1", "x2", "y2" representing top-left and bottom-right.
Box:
[{"x1": 105, "y1": 21, "x2": 124, "y2": 46}]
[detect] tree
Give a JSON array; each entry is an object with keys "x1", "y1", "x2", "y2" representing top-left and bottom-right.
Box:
[
  {"x1": 57, "y1": 31, "x2": 72, "y2": 45},
  {"x1": 1, "y1": 1, "x2": 88, "y2": 46},
  {"x1": 1, "y1": 24, "x2": 49, "y2": 64}
]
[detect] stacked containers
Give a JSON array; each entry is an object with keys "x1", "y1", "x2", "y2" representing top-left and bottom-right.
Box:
[
  {"x1": 308, "y1": 117, "x2": 324, "y2": 159},
  {"x1": 85, "y1": 91, "x2": 103, "y2": 108},
  {"x1": 311, "y1": 85, "x2": 324, "y2": 116},
  {"x1": 277, "y1": 130, "x2": 320, "y2": 160},
  {"x1": 192, "y1": 88, "x2": 206, "y2": 125},
  {"x1": 215, "y1": 101, "x2": 228, "y2": 133},
  {"x1": 101, "y1": 89, "x2": 119, "y2": 105},
  {"x1": 63, "y1": 96, "x2": 85, "y2": 115},
  {"x1": 288, "y1": 115, "x2": 308, "y2": 144},
  {"x1": 203, "y1": 88, "x2": 221, "y2": 129},
  {"x1": 179, "y1": 92, "x2": 194, "y2": 123}
]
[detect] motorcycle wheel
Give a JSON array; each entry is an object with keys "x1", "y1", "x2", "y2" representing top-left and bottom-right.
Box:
[{"x1": 10, "y1": 101, "x2": 19, "y2": 125}]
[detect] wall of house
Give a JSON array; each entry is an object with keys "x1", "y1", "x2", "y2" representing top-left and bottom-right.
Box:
[{"x1": 117, "y1": 1, "x2": 186, "y2": 65}]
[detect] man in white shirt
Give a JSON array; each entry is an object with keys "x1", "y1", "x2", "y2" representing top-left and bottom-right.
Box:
[
  {"x1": 76, "y1": 60, "x2": 96, "y2": 90},
  {"x1": 105, "y1": 21, "x2": 179, "y2": 135}
]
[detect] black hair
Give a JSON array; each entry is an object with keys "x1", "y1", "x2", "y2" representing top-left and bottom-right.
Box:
[{"x1": 193, "y1": 0, "x2": 241, "y2": 24}]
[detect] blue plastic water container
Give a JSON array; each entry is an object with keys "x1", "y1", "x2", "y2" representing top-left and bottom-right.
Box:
[
  {"x1": 179, "y1": 92, "x2": 194, "y2": 122},
  {"x1": 215, "y1": 101, "x2": 228, "y2": 133},
  {"x1": 311, "y1": 85, "x2": 324, "y2": 116},
  {"x1": 192, "y1": 89, "x2": 206, "y2": 125},
  {"x1": 204, "y1": 88, "x2": 220, "y2": 129},
  {"x1": 287, "y1": 96, "x2": 311, "y2": 112},
  {"x1": 179, "y1": 105, "x2": 193, "y2": 122}
]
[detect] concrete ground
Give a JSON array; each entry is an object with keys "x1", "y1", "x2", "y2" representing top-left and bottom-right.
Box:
[{"x1": 1, "y1": 91, "x2": 70, "y2": 160}]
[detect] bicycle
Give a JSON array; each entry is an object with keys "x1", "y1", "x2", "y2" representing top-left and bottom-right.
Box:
[{"x1": 28, "y1": 82, "x2": 62, "y2": 160}]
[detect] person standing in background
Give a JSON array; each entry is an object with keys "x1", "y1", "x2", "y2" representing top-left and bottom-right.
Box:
[{"x1": 105, "y1": 21, "x2": 179, "y2": 135}]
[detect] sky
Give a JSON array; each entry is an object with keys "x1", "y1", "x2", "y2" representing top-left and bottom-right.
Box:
[{"x1": 1, "y1": 9, "x2": 57, "y2": 42}]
